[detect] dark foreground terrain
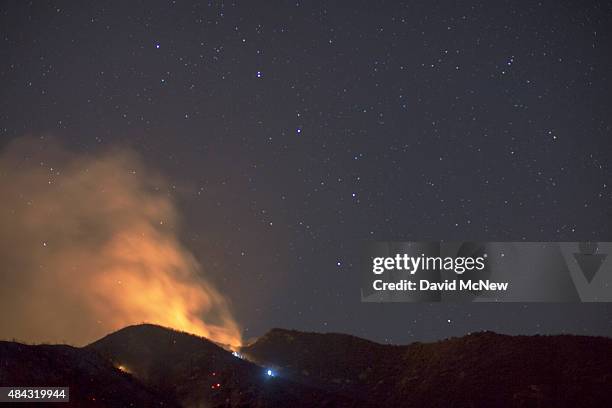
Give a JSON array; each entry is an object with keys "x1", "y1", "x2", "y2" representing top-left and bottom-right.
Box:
[{"x1": 1, "y1": 324, "x2": 611, "y2": 407}]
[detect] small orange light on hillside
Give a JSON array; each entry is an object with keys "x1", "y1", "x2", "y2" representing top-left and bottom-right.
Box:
[{"x1": 116, "y1": 364, "x2": 131, "y2": 373}]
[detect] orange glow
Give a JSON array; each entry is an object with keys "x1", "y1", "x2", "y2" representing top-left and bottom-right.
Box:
[
  {"x1": 0, "y1": 137, "x2": 242, "y2": 347},
  {"x1": 116, "y1": 364, "x2": 130, "y2": 373},
  {"x1": 90, "y1": 226, "x2": 242, "y2": 347}
]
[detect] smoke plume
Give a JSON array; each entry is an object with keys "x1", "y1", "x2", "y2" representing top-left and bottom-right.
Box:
[{"x1": 0, "y1": 137, "x2": 242, "y2": 347}]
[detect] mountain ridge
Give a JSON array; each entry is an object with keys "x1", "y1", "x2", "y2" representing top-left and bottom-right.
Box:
[{"x1": 2, "y1": 324, "x2": 611, "y2": 407}]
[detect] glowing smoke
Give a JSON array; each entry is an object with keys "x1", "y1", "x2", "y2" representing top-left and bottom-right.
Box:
[{"x1": 0, "y1": 137, "x2": 241, "y2": 347}]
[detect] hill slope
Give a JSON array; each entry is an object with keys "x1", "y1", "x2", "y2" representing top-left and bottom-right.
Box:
[
  {"x1": 3, "y1": 325, "x2": 612, "y2": 407},
  {"x1": 0, "y1": 340, "x2": 177, "y2": 407},
  {"x1": 86, "y1": 324, "x2": 361, "y2": 408},
  {"x1": 242, "y1": 329, "x2": 612, "y2": 407}
]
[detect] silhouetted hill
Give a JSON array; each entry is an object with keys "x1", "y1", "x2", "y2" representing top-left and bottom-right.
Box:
[
  {"x1": 242, "y1": 329, "x2": 612, "y2": 407},
  {"x1": 0, "y1": 340, "x2": 177, "y2": 407},
  {"x1": 3, "y1": 325, "x2": 612, "y2": 407},
  {"x1": 86, "y1": 324, "x2": 361, "y2": 408},
  {"x1": 241, "y1": 328, "x2": 394, "y2": 396}
]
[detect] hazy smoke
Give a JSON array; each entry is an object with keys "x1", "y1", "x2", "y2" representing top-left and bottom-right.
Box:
[{"x1": 0, "y1": 137, "x2": 242, "y2": 347}]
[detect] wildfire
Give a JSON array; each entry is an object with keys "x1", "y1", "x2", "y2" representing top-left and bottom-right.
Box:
[
  {"x1": 90, "y1": 226, "x2": 243, "y2": 348},
  {"x1": 0, "y1": 137, "x2": 242, "y2": 347}
]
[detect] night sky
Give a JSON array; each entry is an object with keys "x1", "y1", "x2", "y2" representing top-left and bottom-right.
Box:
[{"x1": 1, "y1": 0, "x2": 612, "y2": 344}]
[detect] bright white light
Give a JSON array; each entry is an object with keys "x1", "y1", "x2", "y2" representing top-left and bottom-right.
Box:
[
  {"x1": 232, "y1": 351, "x2": 242, "y2": 358},
  {"x1": 266, "y1": 369, "x2": 273, "y2": 376}
]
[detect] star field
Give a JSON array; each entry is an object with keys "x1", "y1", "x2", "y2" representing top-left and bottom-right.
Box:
[{"x1": 1, "y1": 0, "x2": 612, "y2": 343}]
